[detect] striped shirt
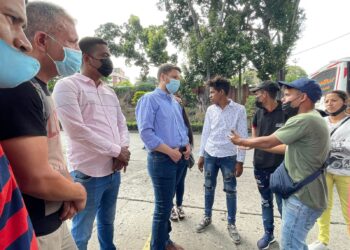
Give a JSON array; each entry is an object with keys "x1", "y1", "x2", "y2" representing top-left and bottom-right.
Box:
[{"x1": 0, "y1": 145, "x2": 38, "y2": 249}]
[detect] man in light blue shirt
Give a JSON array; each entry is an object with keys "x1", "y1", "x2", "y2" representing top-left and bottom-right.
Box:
[
  {"x1": 196, "y1": 76, "x2": 248, "y2": 245},
  {"x1": 136, "y1": 64, "x2": 190, "y2": 250}
]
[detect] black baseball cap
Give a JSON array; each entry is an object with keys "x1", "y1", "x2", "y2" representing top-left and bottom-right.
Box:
[{"x1": 250, "y1": 80, "x2": 280, "y2": 93}]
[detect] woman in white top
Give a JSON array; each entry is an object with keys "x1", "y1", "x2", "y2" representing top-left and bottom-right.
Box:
[{"x1": 309, "y1": 90, "x2": 350, "y2": 250}]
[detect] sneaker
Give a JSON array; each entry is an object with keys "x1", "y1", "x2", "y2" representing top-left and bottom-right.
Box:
[
  {"x1": 177, "y1": 206, "x2": 185, "y2": 220},
  {"x1": 170, "y1": 206, "x2": 179, "y2": 221},
  {"x1": 257, "y1": 233, "x2": 276, "y2": 249},
  {"x1": 195, "y1": 216, "x2": 211, "y2": 233},
  {"x1": 227, "y1": 224, "x2": 241, "y2": 244},
  {"x1": 308, "y1": 241, "x2": 329, "y2": 250}
]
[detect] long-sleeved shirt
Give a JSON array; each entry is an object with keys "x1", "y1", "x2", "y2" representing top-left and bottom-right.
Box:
[
  {"x1": 53, "y1": 73, "x2": 129, "y2": 177},
  {"x1": 136, "y1": 88, "x2": 189, "y2": 150},
  {"x1": 199, "y1": 100, "x2": 248, "y2": 162}
]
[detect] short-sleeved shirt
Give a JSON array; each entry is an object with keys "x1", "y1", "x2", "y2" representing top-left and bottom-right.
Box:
[
  {"x1": 252, "y1": 102, "x2": 286, "y2": 169},
  {"x1": 274, "y1": 110, "x2": 329, "y2": 210},
  {"x1": 0, "y1": 79, "x2": 63, "y2": 236},
  {"x1": 0, "y1": 146, "x2": 38, "y2": 249}
]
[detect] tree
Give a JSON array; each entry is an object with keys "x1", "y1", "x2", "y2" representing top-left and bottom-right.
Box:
[
  {"x1": 158, "y1": 0, "x2": 253, "y2": 105},
  {"x1": 241, "y1": 0, "x2": 305, "y2": 80},
  {"x1": 158, "y1": 0, "x2": 251, "y2": 81},
  {"x1": 95, "y1": 16, "x2": 176, "y2": 80},
  {"x1": 230, "y1": 69, "x2": 261, "y2": 87},
  {"x1": 285, "y1": 65, "x2": 307, "y2": 82}
]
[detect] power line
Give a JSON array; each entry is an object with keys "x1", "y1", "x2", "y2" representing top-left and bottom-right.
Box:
[{"x1": 292, "y1": 31, "x2": 350, "y2": 56}]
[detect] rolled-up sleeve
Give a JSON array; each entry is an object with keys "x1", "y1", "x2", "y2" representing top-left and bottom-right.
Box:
[
  {"x1": 53, "y1": 79, "x2": 121, "y2": 157},
  {"x1": 135, "y1": 95, "x2": 164, "y2": 150}
]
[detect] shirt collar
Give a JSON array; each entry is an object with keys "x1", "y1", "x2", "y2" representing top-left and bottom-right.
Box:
[
  {"x1": 215, "y1": 99, "x2": 235, "y2": 109},
  {"x1": 155, "y1": 87, "x2": 173, "y2": 99},
  {"x1": 75, "y1": 73, "x2": 103, "y2": 87}
]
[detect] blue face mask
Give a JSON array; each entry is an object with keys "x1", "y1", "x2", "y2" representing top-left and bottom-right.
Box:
[
  {"x1": 0, "y1": 39, "x2": 40, "y2": 88},
  {"x1": 166, "y1": 78, "x2": 180, "y2": 94},
  {"x1": 47, "y1": 35, "x2": 82, "y2": 77}
]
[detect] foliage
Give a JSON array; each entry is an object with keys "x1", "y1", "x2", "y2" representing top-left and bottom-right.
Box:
[
  {"x1": 135, "y1": 83, "x2": 156, "y2": 92},
  {"x1": 135, "y1": 76, "x2": 158, "y2": 86},
  {"x1": 47, "y1": 76, "x2": 60, "y2": 93},
  {"x1": 244, "y1": 95, "x2": 256, "y2": 130},
  {"x1": 132, "y1": 91, "x2": 149, "y2": 105},
  {"x1": 116, "y1": 80, "x2": 133, "y2": 87},
  {"x1": 127, "y1": 121, "x2": 138, "y2": 131},
  {"x1": 285, "y1": 65, "x2": 307, "y2": 82},
  {"x1": 242, "y1": 0, "x2": 305, "y2": 80},
  {"x1": 114, "y1": 86, "x2": 135, "y2": 96},
  {"x1": 230, "y1": 69, "x2": 261, "y2": 87},
  {"x1": 158, "y1": 0, "x2": 251, "y2": 82},
  {"x1": 95, "y1": 16, "x2": 176, "y2": 79}
]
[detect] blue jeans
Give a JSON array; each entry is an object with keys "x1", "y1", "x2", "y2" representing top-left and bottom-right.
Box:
[
  {"x1": 174, "y1": 164, "x2": 188, "y2": 207},
  {"x1": 204, "y1": 152, "x2": 237, "y2": 224},
  {"x1": 70, "y1": 170, "x2": 121, "y2": 250},
  {"x1": 280, "y1": 196, "x2": 323, "y2": 250},
  {"x1": 254, "y1": 168, "x2": 282, "y2": 235},
  {"x1": 147, "y1": 152, "x2": 187, "y2": 250}
]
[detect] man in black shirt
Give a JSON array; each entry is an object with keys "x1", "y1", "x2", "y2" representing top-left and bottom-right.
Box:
[
  {"x1": 250, "y1": 81, "x2": 286, "y2": 250},
  {"x1": 0, "y1": 2, "x2": 86, "y2": 249}
]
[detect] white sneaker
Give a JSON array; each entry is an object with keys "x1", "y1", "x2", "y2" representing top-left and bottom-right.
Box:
[{"x1": 308, "y1": 241, "x2": 329, "y2": 250}]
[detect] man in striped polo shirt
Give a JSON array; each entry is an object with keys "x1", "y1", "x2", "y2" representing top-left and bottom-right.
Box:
[{"x1": 0, "y1": 0, "x2": 38, "y2": 249}]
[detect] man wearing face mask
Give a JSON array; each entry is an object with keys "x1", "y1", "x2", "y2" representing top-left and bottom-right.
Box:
[
  {"x1": 136, "y1": 64, "x2": 190, "y2": 250},
  {"x1": 230, "y1": 78, "x2": 329, "y2": 250},
  {"x1": 0, "y1": 0, "x2": 39, "y2": 248},
  {"x1": 0, "y1": 1, "x2": 87, "y2": 249},
  {"x1": 250, "y1": 81, "x2": 285, "y2": 249},
  {"x1": 53, "y1": 37, "x2": 130, "y2": 250}
]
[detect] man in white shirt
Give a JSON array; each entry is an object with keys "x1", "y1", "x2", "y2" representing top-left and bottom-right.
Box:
[{"x1": 196, "y1": 76, "x2": 248, "y2": 244}]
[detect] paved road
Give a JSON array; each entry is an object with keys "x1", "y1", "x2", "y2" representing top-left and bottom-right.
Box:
[{"x1": 62, "y1": 132, "x2": 349, "y2": 250}]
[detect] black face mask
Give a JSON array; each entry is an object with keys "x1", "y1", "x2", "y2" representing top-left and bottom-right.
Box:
[
  {"x1": 97, "y1": 57, "x2": 114, "y2": 77},
  {"x1": 255, "y1": 99, "x2": 264, "y2": 109},
  {"x1": 282, "y1": 101, "x2": 299, "y2": 117},
  {"x1": 326, "y1": 104, "x2": 347, "y2": 116}
]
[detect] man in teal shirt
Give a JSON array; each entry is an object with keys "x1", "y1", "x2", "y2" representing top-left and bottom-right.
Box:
[{"x1": 230, "y1": 78, "x2": 329, "y2": 250}]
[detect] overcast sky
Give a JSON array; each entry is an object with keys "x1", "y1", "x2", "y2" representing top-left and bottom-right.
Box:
[{"x1": 44, "y1": 0, "x2": 350, "y2": 81}]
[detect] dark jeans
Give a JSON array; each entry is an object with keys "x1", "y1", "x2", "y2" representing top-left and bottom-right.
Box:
[
  {"x1": 70, "y1": 170, "x2": 120, "y2": 250},
  {"x1": 204, "y1": 152, "x2": 237, "y2": 224},
  {"x1": 147, "y1": 151, "x2": 187, "y2": 250},
  {"x1": 254, "y1": 167, "x2": 283, "y2": 235},
  {"x1": 174, "y1": 165, "x2": 188, "y2": 207}
]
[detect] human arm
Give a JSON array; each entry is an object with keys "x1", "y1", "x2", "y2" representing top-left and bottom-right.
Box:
[
  {"x1": 230, "y1": 132, "x2": 283, "y2": 149},
  {"x1": 1, "y1": 136, "x2": 86, "y2": 209}
]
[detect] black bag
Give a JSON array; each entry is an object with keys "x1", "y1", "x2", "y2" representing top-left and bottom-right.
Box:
[
  {"x1": 188, "y1": 153, "x2": 195, "y2": 168},
  {"x1": 270, "y1": 161, "x2": 327, "y2": 199}
]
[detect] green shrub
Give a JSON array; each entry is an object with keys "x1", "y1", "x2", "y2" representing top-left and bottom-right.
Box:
[
  {"x1": 190, "y1": 122, "x2": 203, "y2": 132},
  {"x1": 135, "y1": 83, "x2": 156, "y2": 92},
  {"x1": 114, "y1": 86, "x2": 134, "y2": 96},
  {"x1": 127, "y1": 121, "x2": 138, "y2": 131},
  {"x1": 132, "y1": 91, "x2": 149, "y2": 105}
]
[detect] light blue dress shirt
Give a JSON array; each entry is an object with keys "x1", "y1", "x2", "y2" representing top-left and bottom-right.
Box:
[{"x1": 136, "y1": 88, "x2": 189, "y2": 151}]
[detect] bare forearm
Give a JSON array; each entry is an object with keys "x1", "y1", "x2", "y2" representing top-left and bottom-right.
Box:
[
  {"x1": 18, "y1": 169, "x2": 85, "y2": 202},
  {"x1": 259, "y1": 144, "x2": 286, "y2": 154},
  {"x1": 235, "y1": 134, "x2": 282, "y2": 149}
]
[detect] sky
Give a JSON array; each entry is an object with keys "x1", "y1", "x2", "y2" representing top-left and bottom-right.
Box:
[{"x1": 43, "y1": 0, "x2": 350, "y2": 82}]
